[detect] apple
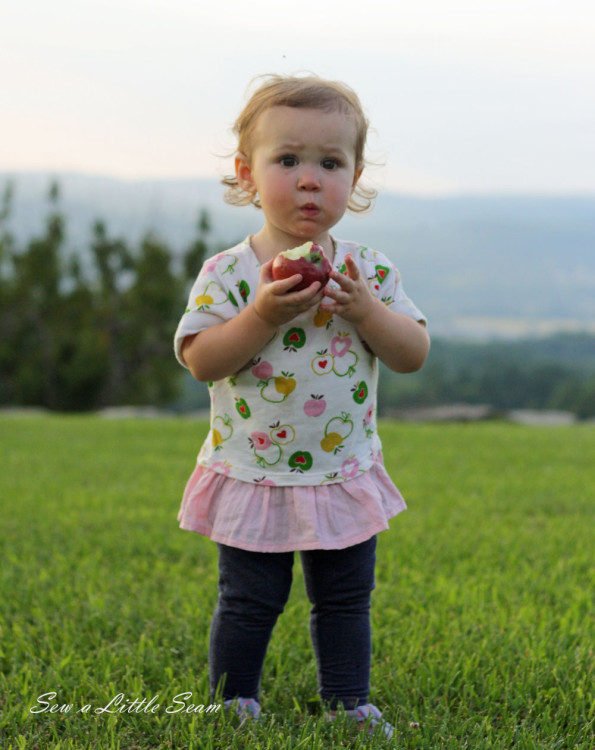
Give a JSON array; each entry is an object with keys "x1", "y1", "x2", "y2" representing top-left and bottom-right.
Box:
[{"x1": 272, "y1": 242, "x2": 332, "y2": 292}]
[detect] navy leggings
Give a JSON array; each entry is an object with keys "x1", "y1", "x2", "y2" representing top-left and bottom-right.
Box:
[{"x1": 209, "y1": 535, "x2": 377, "y2": 710}]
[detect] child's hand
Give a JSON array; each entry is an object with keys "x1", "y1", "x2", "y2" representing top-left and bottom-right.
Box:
[
  {"x1": 253, "y1": 259, "x2": 325, "y2": 327},
  {"x1": 319, "y1": 254, "x2": 374, "y2": 324}
]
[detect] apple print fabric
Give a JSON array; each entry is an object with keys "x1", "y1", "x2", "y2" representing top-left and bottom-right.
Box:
[{"x1": 174, "y1": 238, "x2": 426, "y2": 487}]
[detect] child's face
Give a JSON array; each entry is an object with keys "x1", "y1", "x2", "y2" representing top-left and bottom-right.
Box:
[{"x1": 235, "y1": 106, "x2": 362, "y2": 249}]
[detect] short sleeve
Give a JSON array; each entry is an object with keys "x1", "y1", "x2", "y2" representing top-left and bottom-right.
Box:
[
  {"x1": 362, "y1": 248, "x2": 427, "y2": 325},
  {"x1": 174, "y1": 250, "x2": 247, "y2": 368}
]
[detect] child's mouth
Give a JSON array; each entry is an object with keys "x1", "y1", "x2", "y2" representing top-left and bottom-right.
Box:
[{"x1": 300, "y1": 203, "x2": 320, "y2": 216}]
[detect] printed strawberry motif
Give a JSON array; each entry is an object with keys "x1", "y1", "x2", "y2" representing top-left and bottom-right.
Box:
[
  {"x1": 304, "y1": 394, "x2": 326, "y2": 417},
  {"x1": 351, "y1": 381, "x2": 368, "y2": 404},
  {"x1": 283, "y1": 327, "x2": 306, "y2": 352},
  {"x1": 288, "y1": 451, "x2": 313, "y2": 472}
]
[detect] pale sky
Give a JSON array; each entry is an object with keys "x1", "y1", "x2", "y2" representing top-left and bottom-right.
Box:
[{"x1": 2, "y1": 0, "x2": 594, "y2": 194}]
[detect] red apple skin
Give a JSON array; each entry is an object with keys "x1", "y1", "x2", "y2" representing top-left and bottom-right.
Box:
[{"x1": 272, "y1": 243, "x2": 332, "y2": 292}]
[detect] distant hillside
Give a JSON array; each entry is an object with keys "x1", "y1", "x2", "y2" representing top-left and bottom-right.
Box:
[{"x1": 2, "y1": 171, "x2": 594, "y2": 339}]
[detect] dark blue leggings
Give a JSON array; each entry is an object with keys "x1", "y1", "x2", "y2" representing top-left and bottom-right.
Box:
[{"x1": 209, "y1": 535, "x2": 377, "y2": 710}]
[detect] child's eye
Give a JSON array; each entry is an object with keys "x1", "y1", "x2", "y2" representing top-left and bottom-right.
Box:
[
  {"x1": 279, "y1": 155, "x2": 297, "y2": 167},
  {"x1": 322, "y1": 158, "x2": 340, "y2": 170}
]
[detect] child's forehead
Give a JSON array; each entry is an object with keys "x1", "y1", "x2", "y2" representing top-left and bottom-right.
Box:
[{"x1": 251, "y1": 105, "x2": 358, "y2": 149}]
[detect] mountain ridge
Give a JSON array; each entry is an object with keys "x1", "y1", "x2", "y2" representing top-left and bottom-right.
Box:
[{"x1": 2, "y1": 171, "x2": 594, "y2": 339}]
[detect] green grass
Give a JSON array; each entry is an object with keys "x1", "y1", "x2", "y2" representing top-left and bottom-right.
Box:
[{"x1": 0, "y1": 415, "x2": 593, "y2": 749}]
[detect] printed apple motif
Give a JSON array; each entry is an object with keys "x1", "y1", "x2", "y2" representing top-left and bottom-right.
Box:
[
  {"x1": 236, "y1": 279, "x2": 250, "y2": 303},
  {"x1": 272, "y1": 241, "x2": 332, "y2": 291},
  {"x1": 288, "y1": 450, "x2": 314, "y2": 472},
  {"x1": 195, "y1": 293, "x2": 214, "y2": 308},
  {"x1": 211, "y1": 460, "x2": 232, "y2": 476},
  {"x1": 251, "y1": 357, "x2": 274, "y2": 380},
  {"x1": 351, "y1": 381, "x2": 368, "y2": 404},
  {"x1": 321, "y1": 412, "x2": 354, "y2": 454},
  {"x1": 330, "y1": 333, "x2": 352, "y2": 358},
  {"x1": 320, "y1": 432, "x2": 343, "y2": 453},
  {"x1": 375, "y1": 264, "x2": 389, "y2": 284},
  {"x1": 249, "y1": 431, "x2": 271, "y2": 450},
  {"x1": 304, "y1": 394, "x2": 327, "y2": 417},
  {"x1": 274, "y1": 372, "x2": 296, "y2": 396},
  {"x1": 283, "y1": 327, "x2": 306, "y2": 352},
  {"x1": 235, "y1": 397, "x2": 251, "y2": 419},
  {"x1": 253, "y1": 476, "x2": 277, "y2": 486},
  {"x1": 211, "y1": 414, "x2": 233, "y2": 450},
  {"x1": 341, "y1": 456, "x2": 360, "y2": 479},
  {"x1": 269, "y1": 423, "x2": 295, "y2": 445},
  {"x1": 312, "y1": 351, "x2": 333, "y2": 375},
  {"x1": 314, "y1": 307, "x2": 333, "y2": 328}
]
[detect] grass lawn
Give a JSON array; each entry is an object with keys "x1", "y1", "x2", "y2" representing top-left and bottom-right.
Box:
[{"x1": 0, "y1": 415, "x2": 593, "y2": 749}]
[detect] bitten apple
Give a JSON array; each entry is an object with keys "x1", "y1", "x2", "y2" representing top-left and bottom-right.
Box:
[{"x1": 272, "y1": 242, "x2": 332, "y2": 292}]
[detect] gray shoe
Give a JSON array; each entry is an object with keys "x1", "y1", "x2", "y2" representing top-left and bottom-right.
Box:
[
  {"x1": 327, "y1": 703, "x2": 394, "y2": 738},
  {"x1": 223, "y1": 697, "x2": 261, "y2": 724}
]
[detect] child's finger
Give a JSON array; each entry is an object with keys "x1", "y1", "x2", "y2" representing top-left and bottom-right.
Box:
[{"x1": 344, "y1": 253, "x2": 360, "y2": 279}]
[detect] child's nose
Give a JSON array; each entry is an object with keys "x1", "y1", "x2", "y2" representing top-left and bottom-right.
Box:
[{"x1": 297, "y1": 166, "x2": 321, "y2": 191}]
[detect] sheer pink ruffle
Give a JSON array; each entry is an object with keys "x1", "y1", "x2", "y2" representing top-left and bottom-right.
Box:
[{"x1": 177, "y1": 457, "x2": 406, "y2": 552}]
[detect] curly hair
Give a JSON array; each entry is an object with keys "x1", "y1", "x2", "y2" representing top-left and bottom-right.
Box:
[{"x1": 222, "y1": 73, "x2": 377, "y2": 213}]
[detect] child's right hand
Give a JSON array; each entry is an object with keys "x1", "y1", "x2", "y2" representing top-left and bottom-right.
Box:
[{"x1": 253, "y1": 259, "x2": 325, "y2": 327}]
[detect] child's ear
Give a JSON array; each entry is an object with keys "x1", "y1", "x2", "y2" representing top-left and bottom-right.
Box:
[
  {"x1": 352, "y1": 164, "x2": 364, "y2": 189},
  {"x1": 235, "y1": 154, "x2": 256, "y2": 194}
]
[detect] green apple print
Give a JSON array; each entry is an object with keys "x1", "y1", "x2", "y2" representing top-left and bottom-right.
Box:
[
  {"x1": 236, "y1": 279, "x2": 250, "y2": 303},
  {"x1": 375, "y1": 264, "x2": 389, "y2": 284},
  {"x1": 283, "y1": 327, "x2": 306, "y2": 352},
  {"x1": 288, "y1": 450, "x2": 314, "y2": 473},
  {"x1": 351, "y1": 381, "x2": 368, "y2": 404},
  {"x1": 235, "y1": 397, "x2": 251, "y2": 419}
]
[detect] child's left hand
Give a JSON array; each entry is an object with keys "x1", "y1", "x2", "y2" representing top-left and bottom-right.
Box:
[{"x1": 319, "y1": 254, "x2": 375, "y2": 324}]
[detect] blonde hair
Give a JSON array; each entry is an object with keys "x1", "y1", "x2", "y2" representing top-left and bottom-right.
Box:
[{"x1": 222, "y1": 73, "x2": 377, "y2": 213}]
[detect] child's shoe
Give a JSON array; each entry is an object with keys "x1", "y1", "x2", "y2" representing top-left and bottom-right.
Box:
[
  {"x1": 327, "y1": 703, "x2": 394, "y2": 738},
  {"x1": 223, "y1": 697, "x2": 261, "y2": 724}
]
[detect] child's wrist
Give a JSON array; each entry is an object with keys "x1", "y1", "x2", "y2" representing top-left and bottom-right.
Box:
[{"x1": 251, "y1": 302, "x2": 278, "y2": 332}]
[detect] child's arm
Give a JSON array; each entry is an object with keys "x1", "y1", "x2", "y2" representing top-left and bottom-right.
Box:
[
  {"x1": 182, "y1": 259, "x2": 325, "y2": 382},
  {"x1": 320, "y1": 254, "x2": 430, "y2": 373}
]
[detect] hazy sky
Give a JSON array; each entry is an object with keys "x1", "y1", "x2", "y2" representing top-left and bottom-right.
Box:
[{"x1": 2, "y1": 0, "x2": 594, "y2": 194}]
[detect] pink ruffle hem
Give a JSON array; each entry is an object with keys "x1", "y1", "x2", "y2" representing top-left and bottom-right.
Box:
[{"x1": 177, "y1": 458, "x2": 406, "y2": 552}]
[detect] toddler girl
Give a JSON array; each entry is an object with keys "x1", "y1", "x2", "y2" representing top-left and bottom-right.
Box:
[{"x1": 174, "y1": 73, "x2": 429, "y2": 736}]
